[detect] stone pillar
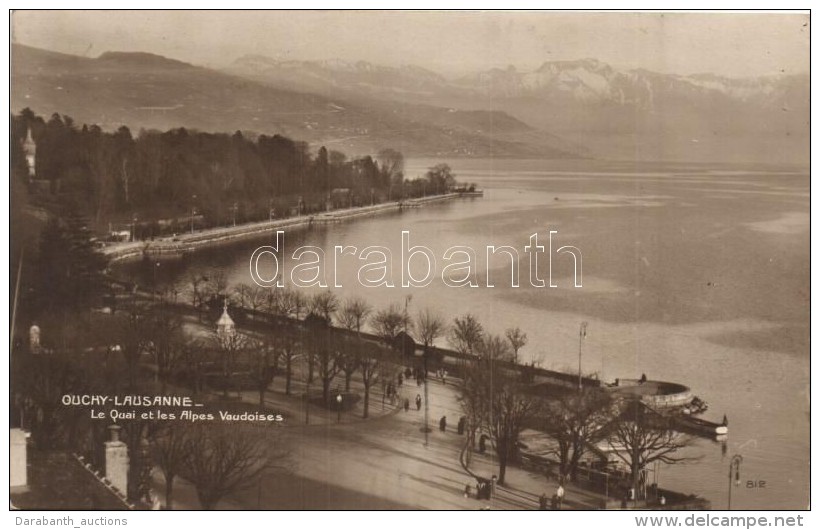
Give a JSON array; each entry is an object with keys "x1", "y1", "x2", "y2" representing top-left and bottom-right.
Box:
[
  {"x1": 105, "y1": 425, "x2": 129, "y2": 495},
  {"x1": 10, "y1": 429, "x2": 29, "y2": 490}
]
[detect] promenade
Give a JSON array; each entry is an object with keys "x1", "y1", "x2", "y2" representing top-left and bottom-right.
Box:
[
  {"x1": 151, "y1": 364, "x2": 606, "y2": 510},
  {"x1": 103, "y1": 193, "x2": 465, "y2": 261}
]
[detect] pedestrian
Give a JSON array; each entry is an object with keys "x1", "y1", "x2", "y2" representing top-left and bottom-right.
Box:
[
  {"x1": 659, "y1": 495, "x2": 666, "y2": 506},
  {"x1": 556, "y1": 483, "x2": 565, "y2": 509},
  {"x1": 464, "y1": 483, "x2": 472, "y2": 499},
  {"x1": 539, "y1": 492, "x2": 548, "y2": 510},
  {"x1": 398, "y1": 373, "x2": 403, "y2": 387},
  {"x1": 439, "y1": 415, "x2": 447, "y2": 432},
  {"x1": 479, "y1": 434, "x2": 488, "y2": 453},
  {"x1": 415, "y1": 394, "x2": 422, "y2": 410},
  {"x1": 442, "y1": 369, "x2": 448, "y2": 386},
  {"x1": 404, "y1": 398, "x2": 410, "y2": 412}
]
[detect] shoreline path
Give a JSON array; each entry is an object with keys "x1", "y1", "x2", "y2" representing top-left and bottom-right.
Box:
[{"x1": 152, "y1": 360, "x2": 604, "y2": 510}]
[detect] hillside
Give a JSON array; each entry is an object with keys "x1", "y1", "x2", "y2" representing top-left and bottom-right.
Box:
[
  {"x1": 228, "y1": 55, "x2": 808, "y2": 164},
  {"x1": 10, "y1": 44, "x2": 580, "y2": 159}
]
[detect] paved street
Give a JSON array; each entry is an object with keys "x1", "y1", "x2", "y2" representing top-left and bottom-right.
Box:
[{"x1": 153, "y1": 369, "x2": 605, "y2": 510}]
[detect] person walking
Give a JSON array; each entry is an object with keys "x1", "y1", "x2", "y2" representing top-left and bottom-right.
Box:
[
  {"x1": 439, "y1": 415, "x2": 447, "y2": 432},
  {"x1": 415, "y1": 394, "x2": 422, "y2": 411},
  {"x1": 404, "y1": 398, "x2": 410, "y2": 412},
  {"x1": 556, "y1": 483, "x2": 565, "y2": 509}
]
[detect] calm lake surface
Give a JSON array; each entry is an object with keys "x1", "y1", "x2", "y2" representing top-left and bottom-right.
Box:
[{"x1": 119, "y1": 158, "x2": 810, "y2": 509}]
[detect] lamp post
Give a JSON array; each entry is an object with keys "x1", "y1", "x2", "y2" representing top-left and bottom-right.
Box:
[
  {"x1": 336, "y1": 393, "x2": 343, "y2": 423},
  {"x1": 578, "y1": 321, "x2": 588, "y2": 391},
  {"x1": 131, "y1": 215, "x2": 138, "y2": 242},
  {"x1": 728, "y1": 454, "x2": 743, "y2": 509},
  {"x1": 190, "y1": 194, "x2": 197, "y2": 235},
  {"x1": 153, "y1": 262, "x2": 161, "y2": 300}
]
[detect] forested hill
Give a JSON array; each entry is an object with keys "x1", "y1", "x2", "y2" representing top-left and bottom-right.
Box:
[
  {"x1": 11, "y1": 44, "x2": 579, "y2": 159},
  {"x1": 11, "y1": 109, "x2": 446, "y2": 233}
]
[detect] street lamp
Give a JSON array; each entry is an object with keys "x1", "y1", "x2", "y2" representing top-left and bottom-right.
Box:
[
  {"x1": 131, "y1": 215, "x2": 138, "y2": 242},
  {"x1": 728, "y1": 454, "x2": 743, "y2": 509},
  {"x1": 336, "y1": 393, "x2": 343, "y2": 422},
  {"x1": 578, "y1": 321, "x2": 588, "y2": 391},
  {"x1": 190, "y1": 194, "x2": 197, "y2": 235},
  {"x1": 153, "y1": 262, "x2": 161, "y2": 299}
]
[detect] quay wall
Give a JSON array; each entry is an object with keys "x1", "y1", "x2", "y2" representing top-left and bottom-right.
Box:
[{"x1": 102, "y1": 193, "x2": 467, "y2": 262}]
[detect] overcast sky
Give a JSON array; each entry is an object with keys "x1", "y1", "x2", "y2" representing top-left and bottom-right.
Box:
[{"x1": 11, "y1": 10, "x2": 810, "y2": 77}]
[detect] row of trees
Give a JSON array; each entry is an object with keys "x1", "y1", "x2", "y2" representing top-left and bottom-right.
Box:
[
  {"x1": 453, "y1": 313, "x2": 694, "y2": 498},
  {"x1": 12, "y1": 109, "x2": 457, "y2": 231}
]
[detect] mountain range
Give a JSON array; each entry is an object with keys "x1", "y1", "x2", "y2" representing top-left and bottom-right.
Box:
[
  {"x1": 11, "y1": 43, "x2": 808, "y2": 163},
  {"x1": 229, "y1": 55, "x2": 809, "y2": 163}
]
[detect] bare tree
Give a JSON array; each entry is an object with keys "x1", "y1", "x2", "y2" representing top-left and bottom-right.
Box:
[
  {"x1": 416, "y1": 308, "x2": 446, "y2": 353},
  {"x1": 274, "y1": 330, "x2": 301, "y2": 395},
  {"x1": 233, "y1": 283, "x2": 266, "y2": 315},
  {"x1": 115, "y1": 307, "x2": 149, "y2": 391},
  {"x1": 289, "y1": 289, "x2": 309, "y2": 320},
  {"x1": 249, "y1": 341, "x2": 279, "y2": 406},
  {"x1": 182, "y1": 425, "x2": 270, "y2": 510},
  {"x1": 145, "y1": 307, "x2": 187, "y2": 392},
  {"x1": 608, "y1": 401, "x2": 697, "y2": 499},
  {"x1": 460, "y1": 334, "x2": 534, "y2": 483},
  {"x1": 541, "y1": 388, "x2": 619, "y2": 482},
  {"x1": 151, "y1": 421, "x2": 190, "y2": 510},
  {"x1": 416, "y1": 308, "x2": 446, "y2": 435},
  {"x1": 309, "y1": 290, "x2": 339, "y2": 325},
  {"x1": 505, "y1": 326, "x2": 528, "y2": 364},
  {"x1": 478, "y1": 334, "x2": 514, "y2": 363},
  {"x1": 204, "y1": 271, "x2": 228, "y2": 303},
  {"x1": 359, "y1": 342, "x2": 383, "y2": 419},
  {"x1": 337, "y1": 337, "x2": 359, "y2": 392},
  {"x1": 214, "y1": 330, "x2": 249, "y2": 399},
  {"x1": 338, "y1": 296, "x2": 373, "y2": 333},
  {"x1": 448, "y1": 314, "x2": 484, "y2": 356},
  {"x1": 371, "y1": 303, "x2": 410, "y2": 344},
  {"x1": 187, "y1": 273, "x2": 209, "y2": 319},
  {"x1": 307, "y1": 326, "x2": 341, "y2": 403}
]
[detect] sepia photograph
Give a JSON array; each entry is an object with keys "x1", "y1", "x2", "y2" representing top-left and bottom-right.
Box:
[{"x1": 7, "y1": 9, "x2": 810, "y2": 515}]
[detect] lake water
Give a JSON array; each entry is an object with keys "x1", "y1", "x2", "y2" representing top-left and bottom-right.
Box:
[{"x1": 119, "y1": 158, "x2": 810, "y2": 509}]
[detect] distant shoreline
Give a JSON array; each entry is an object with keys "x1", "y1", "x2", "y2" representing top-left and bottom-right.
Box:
[{"x1": 102, "y1": 192, "x2": 482, "y2": 262}]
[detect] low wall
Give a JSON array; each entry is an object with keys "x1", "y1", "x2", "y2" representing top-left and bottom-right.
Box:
[{"x1": 103, "y1": 194, "x2": 464, "y2": 262}]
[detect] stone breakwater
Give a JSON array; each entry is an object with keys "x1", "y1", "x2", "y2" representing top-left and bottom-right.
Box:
[{"x1": 102, "y1": 193, "x2": 471, "y2": 262}]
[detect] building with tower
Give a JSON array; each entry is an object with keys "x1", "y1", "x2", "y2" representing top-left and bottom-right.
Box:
[{"x1": 23, "y1": 126, "x2": 36, "y2": 178}]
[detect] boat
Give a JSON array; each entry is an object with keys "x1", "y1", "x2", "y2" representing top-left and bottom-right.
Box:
[{"x1": 672, "y1": 415, "x2": 728, "y2": 437}]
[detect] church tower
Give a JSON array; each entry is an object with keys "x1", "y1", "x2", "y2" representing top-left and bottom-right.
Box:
[
  {"x1": 216, "y1": 298, "x2": 236, "y2": 346},
  {"x1": 23, "y1": 127, "x2": 36, "y2": 178}
]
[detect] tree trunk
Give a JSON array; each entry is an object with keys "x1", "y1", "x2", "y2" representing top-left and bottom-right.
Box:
[
  {"x1": 498, "y1": 451, "x2": 508, "y2": 485},
  {"x1": 322, "y1": 377, "x2": 331, "y2": 404},
  {"x1": 345, "y1": 372, "x2": 352, "y2": 391},
  {"x1": 285, "y1": 356, "x2": 292, "y2": 395},
  {"x1": 363, "y1": 382, "x2": 370, "y2": 419},
  {"x1": 165, "y1": 474, "x2": 175, "y2": 510}
]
